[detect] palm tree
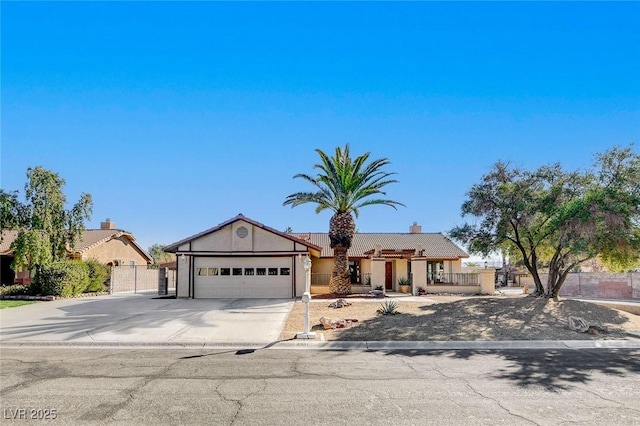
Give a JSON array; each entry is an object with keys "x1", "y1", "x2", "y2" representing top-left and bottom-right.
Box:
[{"x1": 283, "y1": 144, "x2": 404, "y2": 294}]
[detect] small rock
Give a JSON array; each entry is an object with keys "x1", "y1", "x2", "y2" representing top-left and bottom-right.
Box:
[
  {"x1": 328, "y1": 299, "x2": 352, "y2": 308},
  {"x1": 568, "y1": 316, "x2": 590, "y2": 333},
  {"x1": 319, "y1": 317, "x2": 334, "y2": 329}
]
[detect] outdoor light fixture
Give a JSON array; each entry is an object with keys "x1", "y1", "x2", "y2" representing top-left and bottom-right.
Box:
[
  {"x1": 180, "y1": 254, "x2": 187, "y2": 263},
  {"x1": 296, "y1": 253, "x2": 316, "y2": 339}
]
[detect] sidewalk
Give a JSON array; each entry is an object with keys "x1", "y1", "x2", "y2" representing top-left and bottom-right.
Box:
[{"x1": 2, "y1": 339, "x2": 639, "y2": 350}]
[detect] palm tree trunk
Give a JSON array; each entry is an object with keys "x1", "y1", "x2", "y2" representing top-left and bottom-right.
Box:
[
  {"x1": 330, "y1": 247, "x2": 351, "y2": 294},
  {"x1": 328, "y1": 212, "x2": 355, "y2": 295}
]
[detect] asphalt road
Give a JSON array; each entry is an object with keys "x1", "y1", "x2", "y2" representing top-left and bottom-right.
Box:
[{"x1": 1, "y1": 347, "x2": 639, "y2": 425}]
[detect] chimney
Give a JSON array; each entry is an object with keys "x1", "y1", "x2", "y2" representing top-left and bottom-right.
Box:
[
  {"x1": 409, "y1": 221, "x2": 422, "y2": 234},
  {"x1": 101, "y1": 218, "x2": 116, "y2": 230}
]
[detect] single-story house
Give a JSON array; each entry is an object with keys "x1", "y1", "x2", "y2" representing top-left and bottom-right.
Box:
[
  {"x1": 0, "y1": 218, "x2": 152, "y2": 285},
  {"x1": 300, "y1": 221, "x2": 470, "y2": 294},
  {"x1": 163, "y1": 214, "x2": 322, "y2": 299},
  {"x1": 163, "y1": 215, "x2": 471, "y2": 299}
]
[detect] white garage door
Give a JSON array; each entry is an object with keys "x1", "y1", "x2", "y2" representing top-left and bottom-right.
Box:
[{"x1": 193, "y1": 257, "x2": 293, "y2": 298}]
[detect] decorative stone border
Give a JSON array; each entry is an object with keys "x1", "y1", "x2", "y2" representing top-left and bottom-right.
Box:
[{"x1": 0, "y1": 292, "x2": 110, "y2": 302}]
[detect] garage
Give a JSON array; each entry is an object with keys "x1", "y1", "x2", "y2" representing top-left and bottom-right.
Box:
[
  {"x1": 164, "y1": 214, "x2": 321, "y2": 299},
  {"x1": 193, "y1": 257, "x2": 293, "y2": 298}
]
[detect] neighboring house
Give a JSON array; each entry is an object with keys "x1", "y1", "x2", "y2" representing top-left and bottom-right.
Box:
[
  {"x1": 0, "y1": 219, "x2": 152, "y2": 285},
  {"x1": 164, "y1": 215, "x2": 470, "y2": 299},
  {"x1": 0, "y1": 230, "x2": 26, "y2": 285}
]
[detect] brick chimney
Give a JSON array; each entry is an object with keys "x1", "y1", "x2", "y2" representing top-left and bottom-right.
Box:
[
  {"x1": 101, "y1": 218, "x2": 116, "y2": 230},
  {"x1": 409, "y1": 221, "x2": 422, "y2": 234}
]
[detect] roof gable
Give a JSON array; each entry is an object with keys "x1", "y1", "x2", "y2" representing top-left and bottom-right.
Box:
[
  {"x1": 0, "y1": 229, "x2": 153, "y2": 263},
  {"x1": 163, "y1": 214, "x2": 322, "y2": 253}
]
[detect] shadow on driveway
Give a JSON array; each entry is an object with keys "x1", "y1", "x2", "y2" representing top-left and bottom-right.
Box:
[{"x1": 0, "y1": 294, "x2": 293, "y2": 343}]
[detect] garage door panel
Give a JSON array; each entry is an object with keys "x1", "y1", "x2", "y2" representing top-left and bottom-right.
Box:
[{"x1": 194, "y1": 257, "x2": 292, "y2": 298}]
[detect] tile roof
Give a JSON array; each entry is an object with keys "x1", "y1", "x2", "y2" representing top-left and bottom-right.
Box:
[
  {"x1": 0, "y1": 230, "x2": 19, "y2": 254},
  {"x1": 296, "y1": 232, "x2": 469, "y2": 260},
  {"x1": 74, "y1": 230, "x2": 137, "y2": 254},
  {"x1": 0, "y1": 229, "x2": 152, "y2": 262}
]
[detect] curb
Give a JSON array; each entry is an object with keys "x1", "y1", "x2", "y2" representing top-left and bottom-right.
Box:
[
  {"x1": 0, "y1": 292, "x2": 110, "y2": 302},
  {"x1": 2, "y1": 339, "x2": 639, "y2": 350}
]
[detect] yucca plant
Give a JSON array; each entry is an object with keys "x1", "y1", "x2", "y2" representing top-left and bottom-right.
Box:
[
  {"x1": 397, "y1": 277, "x2": 410, "y2": 286},
  {"x1": 377, "y1": 300, "x2": 399, "y2": 315}
]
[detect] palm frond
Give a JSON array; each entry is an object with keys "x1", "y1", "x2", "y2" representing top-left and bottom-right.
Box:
[{"x1": 284, "y1": 144, "x2": 404, "y2": 217}]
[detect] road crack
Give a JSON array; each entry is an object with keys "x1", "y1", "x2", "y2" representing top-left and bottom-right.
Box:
[
  {"x1": 214, "y1": 378, "x2": 268, "y2": 425},
  {"x1": 462, "y1": 378, "x2": 540, "y2": 425}
]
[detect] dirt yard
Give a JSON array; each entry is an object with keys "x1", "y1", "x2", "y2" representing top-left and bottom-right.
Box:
[{"x1": 279, "y1": 295, "x2": 640, "y2": 341}]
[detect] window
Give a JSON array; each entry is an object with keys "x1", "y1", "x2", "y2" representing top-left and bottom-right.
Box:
[
  {"x1": 268, "y1": 268, "x2": 278, "y2": 276},
  {"x1": 232, "y1": 268, "x2": 242, "y2": 276},
  {"x1": 244, "y1": 268, "x2": 254, "y2": 276},
  {"x1": 208, "y1": 268, "x2": 218, "y2": 276},
  {"x1": 349, "y1": 260, "x2": 360, "y2": 284},
  {"x1": 280, "y1": 268, "x2": 290, "y2": 276},
  {"x1": 220, "y1": 268, "x2": 231, "y2": 276},
  {"x1": 427, "y1": 261, "x2": 444, "y2": 283},
  {"x1": 256, "y1": 268, "x2": 266, "y2": 276},
  {"x1": 197, "y1": 268, "x2": 207, "y2": 276}
]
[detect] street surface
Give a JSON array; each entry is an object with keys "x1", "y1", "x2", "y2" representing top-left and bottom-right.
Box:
[{"x1": 1, "y1": 347, "x2": 639, "y2": 425}]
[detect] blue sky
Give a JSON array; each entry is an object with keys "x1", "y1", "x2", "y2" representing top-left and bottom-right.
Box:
[{"x1": 2, "y1": 2, "x2": 639, "y2": 252}]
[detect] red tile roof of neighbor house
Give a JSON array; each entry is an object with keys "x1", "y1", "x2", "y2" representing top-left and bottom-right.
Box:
[
  {"x1": 298, "y1": 232, "x2": 469, "y2": 260},
  {"x1": 0, "y1": 230, "x2": 19, "y2": 254},
  {"x1": 0, "y1": 229, "x2": 153, "y2": 262}
]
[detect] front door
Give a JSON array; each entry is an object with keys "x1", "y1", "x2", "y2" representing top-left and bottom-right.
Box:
[{"x1": 385, "y1": 262, "x2": 393, "y2": 290}]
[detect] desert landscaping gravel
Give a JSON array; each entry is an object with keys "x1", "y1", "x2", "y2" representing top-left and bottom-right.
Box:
[{"x1": 279, "y1": 295, "x2": 640, "y2": 341}]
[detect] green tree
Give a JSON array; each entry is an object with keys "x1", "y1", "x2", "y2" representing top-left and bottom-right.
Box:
[
  {"x1": 449, "y1": 145, "x2": 640, "y2": 298},
  {"x1": 0, "y1": 190, "x2": 27, "y2": 231},
  {"x1": 3, "y1": 167, "x2": 93, "y2": 272},
  {"x1": 148, "y1": 243, "x2": 173, "y2": 265},
  {"x1": 283, "y1": 144, "x2": 404, "y2": 294}
]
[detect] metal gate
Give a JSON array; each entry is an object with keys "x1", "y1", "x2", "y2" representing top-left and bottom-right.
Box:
[{"x1": 158, "y1": 268, "x2": 177, "y2": 296}]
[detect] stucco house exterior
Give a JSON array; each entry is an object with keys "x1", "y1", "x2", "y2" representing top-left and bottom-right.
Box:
[
  {"x1": 0, "y1": 219, "x2": 152, "y2": 285},
  {"x1": 163, "y1": 214, "x2": 322, "y2": 299},
  {"x1": 164, "y1": 215, "x2": 473, "y2": 299},
  {"x1": 69, "y1": 219, "x2": 153, "y2": 267},
  {"x1": 300, "y1": 222, "x2": 470, "y2": 294}
]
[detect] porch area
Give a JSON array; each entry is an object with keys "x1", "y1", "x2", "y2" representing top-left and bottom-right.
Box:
[
  {"x1": 310, "y1": 264, "x2": 494, "y2": 296},
  {"x1": 310, "y1": 273, "x2": 371, "y2": 295}
]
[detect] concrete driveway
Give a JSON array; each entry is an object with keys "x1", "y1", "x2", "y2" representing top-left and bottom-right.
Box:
[{"x1": 0, "y1": 294, "x2": 294, "y2": 344}]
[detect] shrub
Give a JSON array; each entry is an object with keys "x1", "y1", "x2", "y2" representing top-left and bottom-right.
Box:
[
  {"x1": 0, "y1": 284, "x2": 30, "y2": 296},
  {"x1": 397, "y1": 277, "x2": 410, "y2": 286},
  {"x1": 377, "y1": 300, "x2": 399, "y2": 315},
  {"x1": 84, "y1": 259, "x2": 110, "y2": 292},
  {"x1": 34, "y1": 261, "x2": 90, "y2": 297}
]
